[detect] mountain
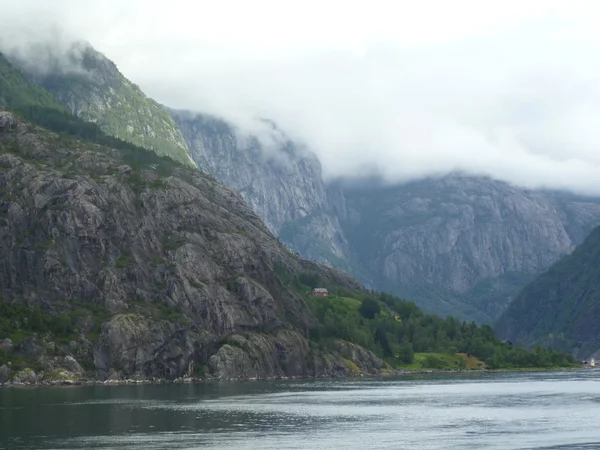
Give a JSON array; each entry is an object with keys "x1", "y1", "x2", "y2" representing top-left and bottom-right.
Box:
[
  {"x1": 170, "y1": 110, "x2": 356, "y2": 273},
  {"x1": 0, "y1": 50, "x2": 578, "y2": 382},
  {"x1": 2, "y1": 107, "x2": 570, "y2": 384},
  {"x1": 11, "y1": 43, "x2": 600, "y2": 325},
  {"x1": 0, "y1": 52, "x2": 67, "y2": 112},
  {"x1": 495, "y1": 224, "x2": 600, "y2": 360},
  {"x1": 0, "y1": 106, "x2": 389, "y2": 383},
  {"x1": 8, "y1": 42, "x2": 195, "y2": 168},
  {"x1": 171, "y1": 107, "x2": 600, "y2": 323},
  {"x1": 338, "y1": 176, "x2": 600, "y2": 322}
]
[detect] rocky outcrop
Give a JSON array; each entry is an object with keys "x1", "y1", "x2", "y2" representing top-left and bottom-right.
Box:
[
  {"x1": 171, "y1": 112, "x2": 324, "y2": 231},
  {"x1": 0, "y1": 108, "x2": 380, "y2": 382},
  {"x1": 0, "y1": 365, "x2": 10, "y2": 384},
  {"x1": 8, "y1": 42, "x2": 195, "y2": 167},
  {"x1": 205, "y1": 331, "x2": 385, "y2": 380}
]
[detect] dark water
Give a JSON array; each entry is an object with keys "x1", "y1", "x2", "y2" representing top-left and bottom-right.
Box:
[{"x1": 1, "y1": 371, "x2": 600, "y2": 449}]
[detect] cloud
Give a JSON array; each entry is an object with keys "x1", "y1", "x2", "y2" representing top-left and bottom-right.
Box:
[{"x1": 2, "y1": 0, "x2": 600, "y2": 195}]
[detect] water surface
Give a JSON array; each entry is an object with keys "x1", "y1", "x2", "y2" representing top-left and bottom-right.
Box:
[{"x1": 1, "y1": 370, "x2": 600, "y2": 449}]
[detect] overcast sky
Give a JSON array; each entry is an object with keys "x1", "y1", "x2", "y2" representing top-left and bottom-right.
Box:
[{"x1": 2, "y1": 0, "x2": 600, "y2": 194}]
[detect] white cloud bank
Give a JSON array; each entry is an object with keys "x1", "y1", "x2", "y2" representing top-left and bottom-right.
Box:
[{"x1": 2, "y1": 0, "x2": 600, "y2": 194}]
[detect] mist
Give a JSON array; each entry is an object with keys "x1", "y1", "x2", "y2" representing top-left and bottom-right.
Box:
[{"x1": 2, "y1": 0, "x2": 600, "y2": 195}]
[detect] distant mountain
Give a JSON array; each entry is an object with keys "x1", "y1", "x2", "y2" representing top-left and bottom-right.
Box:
[
  {"x1": 9, "y1": 42, "x2": 600, "y2": 325},
  {"x1": 8, "y1": 42, "x2": 195, "y2": 167},
  {"x1": 170, "y1": 109, "x2": 356, "y2": 274},
  {"x1": 337, "y1": 176, "x2": 600, "y2": 322},
  {"x1": 495, "y1": 224, "x2": 600, "y2": 360},
  {"x1": 170, "y1": 107, "x2": 600, "y2": 323}
]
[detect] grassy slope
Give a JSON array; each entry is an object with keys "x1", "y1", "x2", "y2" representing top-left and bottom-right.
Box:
[
  {"x1": 280, "y1": 268, "x2": 579, "y2": 371},
  {"x1": 398, "y1": 353, "x2": 486, "y2": 371}
]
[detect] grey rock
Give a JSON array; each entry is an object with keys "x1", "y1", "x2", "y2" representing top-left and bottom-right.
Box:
[
  {"x1": 0, "y1": 111, "x2": 17, "y2": 133},
  {"x1": 206, "y1": 331, "x2": 387, "y2": 379},
  {"x1": 12, "y1": 368, "x2": 38, "y2": 384},
  {"x1": 15, "y1": 338, "x2": 43, "y2": 359},
  {"x1": 170, "y1": 107, "x2": 600, "y2": 322},
  {"x1": 38, "y1": 355, "x2": 84, "y2": 376},
  {"x1": 61, "y1": 355, "x2": 83, "y2": 374},
  {"x1": 340, "y1": 177, "x2": 600, "y2": 321},
  {"x1": 0, "y1": 107, "x2": 370, "y2": 381},
  {"x1": 0, "y1": 338, "x2": 13, "y2": 353},
  {"x1": 170, "y1": 110, "x2": 354, "y2": 272},
  {"x1": 0, "y1": 365, "x2": 11, "y2": 383}
]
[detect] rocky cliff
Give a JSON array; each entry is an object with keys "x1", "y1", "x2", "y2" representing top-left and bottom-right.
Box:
[
  {"x1": 170, "y1": 110, "x2": 600, "y2": 323},
  {"x1": 8, "y1": 42, "x2": 195, "y2": 167},
  {"x1": 495, "y1": 224, "x2": 600, "y2": 360},
  {"x1": 338, "y1": 177, "x2": 600, "y2": 322},
  {"x1": 11, "y1": 43, "x2": 599, "y2": 326},
  {"x1": 0, "y1": 108, "x2": 385, "y2": 384},
  {"x1": 170, "y1": 110, "x2": 355, "y2": 272}
]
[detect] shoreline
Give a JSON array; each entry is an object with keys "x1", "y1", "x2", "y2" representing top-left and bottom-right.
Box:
[{"x1": 0, "y1": 366, "x2": 591, "y2": 388}]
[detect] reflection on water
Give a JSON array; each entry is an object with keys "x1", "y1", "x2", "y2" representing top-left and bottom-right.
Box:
[{"x1": 1, "y1": 371, "x2": 600, "y2": 449}]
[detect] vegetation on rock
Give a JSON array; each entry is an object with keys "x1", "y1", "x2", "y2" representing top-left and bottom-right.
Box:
[
  {"x1": 3, "y1": 47, "x2": 194, "y2": 167},
  {"x1": 0, "y1": 54, "x2": 580, "y2": 383},
  {"x1": 275, "y1": 267, "x2": 578, "y2": 370}
]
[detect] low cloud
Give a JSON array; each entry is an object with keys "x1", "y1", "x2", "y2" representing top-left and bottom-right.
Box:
[{"x1": 2, "y1": 0, "x2": 600, "y2": 195}]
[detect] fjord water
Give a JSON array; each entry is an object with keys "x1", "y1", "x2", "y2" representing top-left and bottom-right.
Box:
[{"x1": 1, "y1": 371, "x2": 599, "y2": 450}]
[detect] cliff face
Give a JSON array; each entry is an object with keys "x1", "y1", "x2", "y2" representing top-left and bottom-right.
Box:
[
  {"x1": 9, "y1": 43, "x2": 195, "y2": 167},
  {"x1": 170, "y1": 110, "x2": 355, "y2": 272},
  {"x1": 0, "y1": 109, "x2": 384, "y2": 383},
  {"x1": 12, "y1": 42, "x2": 598, "y2": 325},
  {"x1": 339, "y1": 177, "x2": 600, "y2": 322},
  {"x1": 495, "y1": 224, "x2": 600, "y2": 360},
  {"x1": 171, "y1": 110, "x2": 600, "y2": 323}
]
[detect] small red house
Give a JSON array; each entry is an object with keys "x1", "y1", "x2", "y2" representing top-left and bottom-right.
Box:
[{"x1": 312, "y1": 288, "x2": 329, "y2": 296}]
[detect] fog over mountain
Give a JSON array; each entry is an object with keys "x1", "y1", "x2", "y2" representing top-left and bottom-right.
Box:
[{"x1": 2, "y1": 1, "x2": 600, "y2": 194}]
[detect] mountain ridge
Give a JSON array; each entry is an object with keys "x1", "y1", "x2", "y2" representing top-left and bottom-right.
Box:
[
  {"x1": 7, "y1": 42, "x2": 196, "y2": 167},
  {"x1": 171, "y1": 106, "x2": 600, "y2": 323},
  {"x1": 0, "y1": 45, "x2": 580, "y2": 382},
  {"x1": 8, "y1": 41, "x2": 600, "y2": 325},
  {"x1": 0, "y1": 106, "x2": 571, "y2": 384},
  {"x1": 495, "y1": 224, "x2": 600, "y2": 360}
]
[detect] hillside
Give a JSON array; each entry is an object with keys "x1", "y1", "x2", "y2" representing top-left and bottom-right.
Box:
[
  {"x1": 0, "y1": 106, "x2": 577, "y2": 384},
  {"x1": 0, "y1": 107, "x2": 375, "y2": 383},
  {"x1": 7, "y1": 42, "x2": 195, "y2": 167},
  {"x1": 495, "y1": 225, "x2": 600, "y2": 360},
  {"x1": 173, "y1": 108, "x2": 600, "y2": 323}
]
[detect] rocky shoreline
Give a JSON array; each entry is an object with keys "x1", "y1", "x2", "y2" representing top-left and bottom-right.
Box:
[{"x1": 2, "y1": 367, "x2": 563, "y2": 388}]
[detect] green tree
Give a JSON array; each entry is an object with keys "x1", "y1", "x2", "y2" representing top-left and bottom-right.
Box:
[
  {"x1": 398, "y1": 343, "x2": 414, "y2": 364},
  {"x1": 359, "y1": 298, "x2": 381, "y2": 319}
]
